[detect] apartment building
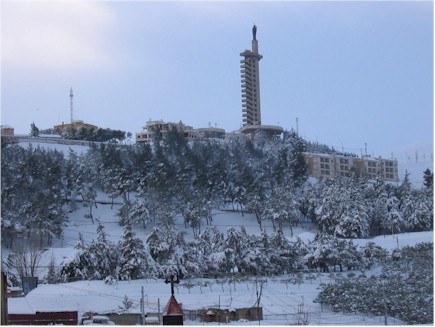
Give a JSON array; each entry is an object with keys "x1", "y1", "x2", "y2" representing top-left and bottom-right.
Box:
[
  {"x1": 136, "y1": 120, "x2": 200, "y2": 143},
  {"x1": 303, "y1": 152, "x2": 399, "y2": 182}
]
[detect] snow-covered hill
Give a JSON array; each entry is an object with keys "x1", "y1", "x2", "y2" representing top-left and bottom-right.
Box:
[
  {"x1": 6, "y1": 139, "x2": 433, "y2": 325},
  {"x1": 7, "y1": 184, "x2": 433, "y2": 325},
  {"x1": 8, "y1": 197, "x2": 432, "y2": 325}
]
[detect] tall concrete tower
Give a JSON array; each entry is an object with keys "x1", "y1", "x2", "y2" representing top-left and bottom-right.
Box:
[{"x1": 240, "y1": 25, "x2": 263, "y2": 127}]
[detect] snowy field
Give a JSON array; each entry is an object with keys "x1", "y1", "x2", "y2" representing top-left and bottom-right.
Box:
[
  {"x1": 7, "y1": 197, "x2": 433, "y2": 325},
  {"x1": 6, "y1": 139, "x2": 433, "y2": 325},
  {"x1": 9, "y1": 274, "x2": 408, "y2": 325}
]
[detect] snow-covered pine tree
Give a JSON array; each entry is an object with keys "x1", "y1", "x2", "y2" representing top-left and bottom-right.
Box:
[
  {"x1": 366, "y1": 176, "x2": 388, "y2": 236},
  {"x1": 86, "y1": 220, "x2": 119, "y2": 279},
  {"x1": 180, "y1": 239, "x2": 204, "y2": 276},
  {"x1": 305, "y1": 233, "x2": 346, "y2": 272},
  {"x1": 118, "y1": 218, "x2": 148, "y2": 280},
  {"x1": 117, "y1": 199, "x2": 131, "y2": 226},
  {"x1": 360, "y1": 241, "x2": 388, "y2": 269},
  {"x1": 222, "y1": 227, "x2": 243, "y2": 273},
  {"x1": 382, "y1": 191, "x2": 403, "y2": 235},
  {"x1": 236, "y1": 227, "x2": 263, "y2": 275},
  {"x1": 336, "y1": 176, "x2": 370, "y2": 238},
  {"x1": 128, "y1": 198, "x2": 150, "y2": 229},
  {"x1": 146, "y1": 227, "x2": 175, "y2": 266},
  {"x1": 63, "y1": 149, "x2": 82, "y2": 209},
  {"x1": 287, "y1": 133, "x2": 308, "y2": 187},
  {"x1": 423, "y1": 168, "x2": 433, "y2": 190},
  {"x1": 60, "y1": 233, "x2": 93, "y2": 280},
  {"x1": 268, "y1": 230, "x2": 293, "y2": 274},
  {"x1": 313, "y1": 179, "x2": 343, "y2": 235},
  {"x1": 245, "y1": 192, "x2": 265, "y2": 231},
  {"x1": 45, "y1": 253, "x2": 61, "y2": 284},
  {"x1": 402, "y1": 189, "x2": 433, "y2": 232}
]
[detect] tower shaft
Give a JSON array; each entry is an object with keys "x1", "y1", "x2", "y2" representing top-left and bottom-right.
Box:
[{"x1": 240, "y1": 25, "x2": 262, "y2": 127}]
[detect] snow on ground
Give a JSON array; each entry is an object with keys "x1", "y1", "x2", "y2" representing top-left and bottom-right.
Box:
[
  {"x1": 5, "y1": 140, "x2": 432, "y2": 325},
  {"x1": 7, "y1": 198, "x2": 432, "y2": 325},
  {"x1": 18, "y1": 140, "x2": 91, "y2": 156},
  {"x1": 8, "y1": 274, "x2": 405, "y2": 325}
]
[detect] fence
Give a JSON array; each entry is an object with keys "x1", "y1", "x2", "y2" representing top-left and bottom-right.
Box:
[
  {"x1": 183, "y1": 307, "x2": 263, "y2": 323},
  {"x1": 17, "y1": 136, "x2": 96, "y2": 147},
  {"x1": 8, "y1": 311, "x2": 78, "y2": 325}
]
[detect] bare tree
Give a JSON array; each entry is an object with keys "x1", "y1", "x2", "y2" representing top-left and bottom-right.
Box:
[{"x1": 4, "y1": 242, "x2": 45, "y2": 281}]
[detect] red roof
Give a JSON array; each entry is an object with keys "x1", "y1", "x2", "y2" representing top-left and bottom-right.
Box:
[{"x1": 163, "y1": 295, "x2": 183, "y2": 316}]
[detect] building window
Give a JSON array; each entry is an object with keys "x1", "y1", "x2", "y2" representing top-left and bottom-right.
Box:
[
  {"x1": 321, "y1": 169, "x2": 330, "y2": 176},
  {"x1": 340, "y1": 165, "x2": 349, "y2": 171}
]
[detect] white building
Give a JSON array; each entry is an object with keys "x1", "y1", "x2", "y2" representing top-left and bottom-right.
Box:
[
  {"x1": 136, "y1": 120, "x2": 200, "y2": 143},
  {"x1": 303, "y1": 152, "x2": 399, "y2": 182}
]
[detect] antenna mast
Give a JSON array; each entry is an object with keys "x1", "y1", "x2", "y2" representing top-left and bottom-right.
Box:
[
  {"x1": 296, "y1": 117, "x2": 299, "y2": 135},
  {"x1": 70, "y1": 87, "x2": 74, "y2": 124}
]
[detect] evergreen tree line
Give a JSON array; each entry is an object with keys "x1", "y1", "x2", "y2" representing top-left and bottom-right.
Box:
[
  {"x1": 60, "y1": 126, "x2": 131, "y2": 143},
  {"x1": 38, "y1": 126, "x2": 131, "y2": 143},
  {"x1": 2, "y1": 129, "x2": 432, "y2": 253},
  {"x1": 315, "y1": 242, "x2": 433, "y2": 324},
  {"x1": 53, "y1": 220, "x2": 393, "y2": 282}
]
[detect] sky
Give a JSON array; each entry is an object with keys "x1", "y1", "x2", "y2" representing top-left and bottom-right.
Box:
[{"x1": 1, "y1": 0, "x2": 433, "y2": 164}]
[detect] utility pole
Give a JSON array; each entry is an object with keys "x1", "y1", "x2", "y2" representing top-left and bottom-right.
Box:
[
  {"x1": 218, "y1": 295, "x2": 221, "y2": 326},
  {"x1": 164, "y1": 275, "x2": 180, "y2": 295},
  {"x1": 70, "y1": 87, "x2": 74, "y2": 124},
  {"x1": 158, "y1": 298, "x2": 161, "y2": 325},
  {"x1": 141, "y1": 286, "x2": 145, "y2": 324},
  {"x1": 382, "y1": 278, "x2": 388, "y2": 325},
  {"x1": 296, "y1": 117, "x2": 299, "y2": 135},
  {"x1": 255, "y1": 276, "x2": 264, "y2": 325}
]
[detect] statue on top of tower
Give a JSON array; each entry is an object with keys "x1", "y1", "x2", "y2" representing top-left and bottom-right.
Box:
[{"x1": 252, "y1": 25, "x2": 257, "y2": 40}]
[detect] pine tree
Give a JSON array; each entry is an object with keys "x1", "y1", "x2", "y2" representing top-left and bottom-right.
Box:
[
  {"x1": 269, "y1": 230, "x2": 293, "y2": 273},
  {"x1": 402, "y1": 190, "x2": 433, "y2": 231},
  {"x1": 423, "y1": 168, "x2": 433, "y2": 189},
  {"x1": 288, "y1": 135, "x2": 308, "y2": 187},
  {"x1": 119, "y1": 218, "x2": 148, "y2": 280},
  {"x1": 87, "y1": 220, "x2": 119, "y2": 279},
  {"x1": 147, "y1": 228, "x2": 171, "y2": 265},
  {"x1": 60, "y1": 233, "x2": 98, "y2": 280},
  {"x1": 30, "y1": 122, "x2": 39, "y2": 137},
  {"x1": 314, "y1": 179, "x2": 343, "y2": 235},
  {"x1": 360, "y1": 241, "x2": 388, "y2": 269},
  {"x1": 223, "y1": 227, "x2": 243, "y2": 273},
  {"x1": 45, "y1": 253, "x2": 61, "y2": 284}
]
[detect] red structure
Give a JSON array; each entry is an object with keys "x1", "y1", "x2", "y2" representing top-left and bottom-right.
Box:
[
  {"x1": 1, "y1": 272, "x2": 7, "y2": 325},
  {"x1": 162, "y1": 295, "x2": 183, "y2": 325},
  {"x1": 8, "y1": 311, "x2": 78, "y2": 325}
]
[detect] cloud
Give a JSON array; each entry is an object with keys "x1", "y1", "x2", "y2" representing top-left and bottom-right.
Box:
[{"x1": 2, "y1": 1, "x2": 116, "y2": 75}]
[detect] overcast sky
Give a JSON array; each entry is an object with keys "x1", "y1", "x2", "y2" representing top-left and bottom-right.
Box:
[{"x1": 2, "y1": 1, "x2": 433, "y2": 163}]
